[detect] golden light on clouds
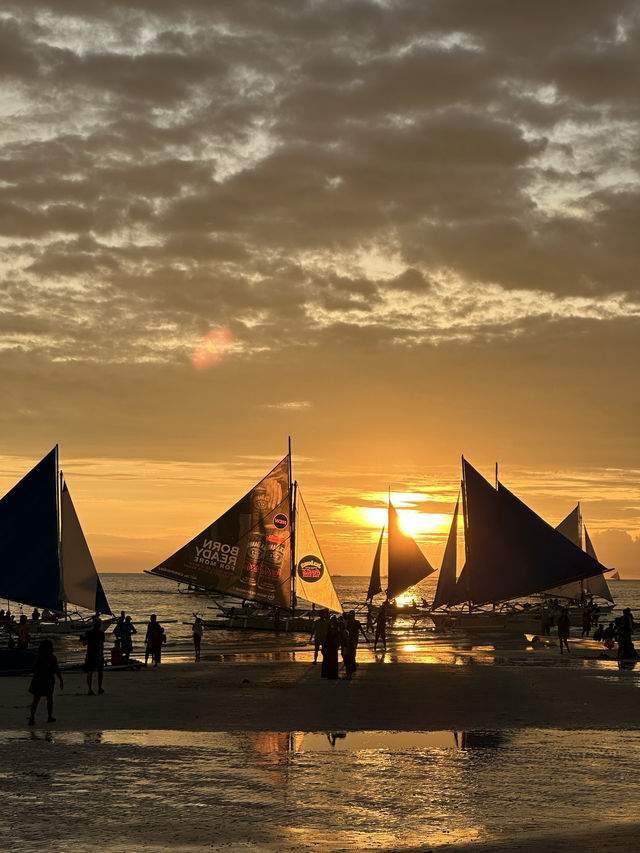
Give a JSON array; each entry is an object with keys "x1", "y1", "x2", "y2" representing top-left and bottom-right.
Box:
[{"x1": 192, "y1": 327, "x2": 234, "y2": 370}]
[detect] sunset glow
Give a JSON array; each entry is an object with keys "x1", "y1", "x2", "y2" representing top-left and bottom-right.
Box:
[{"x1": 192, "y1": 328, "x2": 234, "y2": 370}]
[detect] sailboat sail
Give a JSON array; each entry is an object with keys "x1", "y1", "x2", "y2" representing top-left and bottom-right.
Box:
[
  {"x1": 0, "y1": 448, "x2": 111, "y2": 614},
  {"x1": 366, "y1": 526, "x2": 384, "y2": 601},
  {"x1": 0, "y1": 448, "x2": 62, "y2": 612},
  {"x1": 387, "y1": 501, "x2": 435, "y2": 599},
  {"x1": 461, "y1": 459, "x2": 610, "y2": 606},
  {"x1": 584, "y1": 526, "x2": 614, "y2": 602},
  {"x1": 544, "y1": 508, "x2": 614, "y2": 603},
  {"x1": 294, "y1": 490, "x2": 341, "y2": 613},
  {"x1": 60, "y1": 482, "x2": 111, "y2": 614},
  {"x1": 431, "y1": 496, "x2": 459, "y2": 610},
  {"x1": 544, "y1": 505, "x2": 584, "y2": 600},
  {"x1": 149, "y1": 455, "x2": 292, "y2": 609}
]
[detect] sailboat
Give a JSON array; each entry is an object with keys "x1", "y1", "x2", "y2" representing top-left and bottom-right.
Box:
[
  {"x1": 147, "y1": 443, "x2": 342, "y2": 631},
  {"x1": 0, "y1": 446, "x2": 112, "y2": 633},
  {"x1": 541, "y1": 504, "x2": 614, "y2": 606},
  {"x1": 366, "y1": 496, "x2": 436, "y2": 611},
  {"x1": 429, "y1": 458, "x2": 612, "y2": 631}
]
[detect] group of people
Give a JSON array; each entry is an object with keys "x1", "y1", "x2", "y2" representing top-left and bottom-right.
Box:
[
  {"x1": 549, "y1": 603, "x2": 636, "y2": 660},
  {"x1": 310, "y1": 609, "x2": 368, "y2": 680},
  {"x1": 25, "y1": 611, "x2": 169, "y2": 726}
]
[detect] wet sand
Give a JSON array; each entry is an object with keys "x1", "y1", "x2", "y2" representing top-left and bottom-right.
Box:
[
  {"x1": 2, "y1": 658, "x2": 640, "y2": 732},
  {"x1": 2, "y1": 660, "x2": 640, "y2": 852}
]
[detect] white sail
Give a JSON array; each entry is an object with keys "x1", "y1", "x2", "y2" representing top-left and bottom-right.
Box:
[
  {"x1": 294, "y1": 490, "x2": 341, "y2": 613},
  {"x1": 60, "y1": 481, "x2": 110, "y2": 613}
]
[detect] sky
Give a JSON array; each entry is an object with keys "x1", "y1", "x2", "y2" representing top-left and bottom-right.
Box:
[{"x1": 0, "y1": 0, "x2": 638, "y2": 577}]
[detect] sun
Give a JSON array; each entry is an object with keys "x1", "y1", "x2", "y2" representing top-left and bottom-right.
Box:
[{"x1": 346, "y1": 491, "x2": 452, "y2": 541}]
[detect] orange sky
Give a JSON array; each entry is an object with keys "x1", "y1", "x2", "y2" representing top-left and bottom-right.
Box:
[{"x1": 0, "y1": 1, "x2": 638, "y2": 576}]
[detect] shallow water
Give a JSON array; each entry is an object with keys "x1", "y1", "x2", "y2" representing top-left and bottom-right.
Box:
[
  {"x1": 17, "y1": 574, "x2": 639, "y2": 671},
  {"x1": 1, "y1": 727, "x2": 640, "y2": 852}
]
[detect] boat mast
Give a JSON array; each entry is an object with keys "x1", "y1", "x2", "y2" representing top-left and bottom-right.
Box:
[
  {"x1": 55, "y1": 445, "x2": 68, "y2": 621},
  {"x1": 288, "y1": 436, "x2": 296, "y2": 616},
  {"x1": 461, "y1": 456, "x2": 472, "y2": 613}
]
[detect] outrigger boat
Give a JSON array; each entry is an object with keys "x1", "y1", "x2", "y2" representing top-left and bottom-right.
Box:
[
  {"x1": 429, "y1": 458, "x2": 614, "y2": 632},
  {"x1": 365, "y1": 493, "x2": 436, "y2": 615},
  {"x1": 0, "y1": 447, "x2": 112, "y2": 654},
  {"x1": 147, "y1": 440, "x2": 342, "y2": 632}
]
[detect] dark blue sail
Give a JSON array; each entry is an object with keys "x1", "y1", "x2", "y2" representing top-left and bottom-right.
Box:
[
  {"x1": 0, "y1": 448, "x2": 62, "y2": 611},
  {"x1": 463, "y1": 459, "x2": 609, "y2": 605}
]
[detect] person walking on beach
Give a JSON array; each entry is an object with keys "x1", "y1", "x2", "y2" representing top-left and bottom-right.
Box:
[
  {"x1": 321, "y1": 616, "x2": 340, "y2": 679},
  {"x1": 617, "y1": 608, "x2": 637, "y2": 660},
  {"x1": 344, "y1": 610, "x2": 367, "y2": 679},
  {"x1": 558, "y1": 607, "x2": 570, "y2": 654},
  {"x1": 145, "y1": 614, "x2": 166, "y2": 667},
  {"x1": 28, "y1": 639, "x2": 63, "y2": 725},
  {"x1": 82, "y1": 616, "x2": 105, "y2": 695},
  {"x1": 120, "y1": 615, "x2": 137, "y2": 661},
  {"x1": 309, "y1": 609, "x2": 329, "y2": 664},
  {"x1": 374, "y1": 605, "x2": 387, "y2": 651},
  {"x1": 581, "y1": 609, "x2": 591, "y2": 638},
  {"x1": 192, "y1": 614, "x2": 203, "y2": 662}
]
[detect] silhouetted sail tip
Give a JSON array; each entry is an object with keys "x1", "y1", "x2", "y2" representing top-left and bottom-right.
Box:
[{"x1": 387, "y1": 501, "x2": 435, "y2": 599}]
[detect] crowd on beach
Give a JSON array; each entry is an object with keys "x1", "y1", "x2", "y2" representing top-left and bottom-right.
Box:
[{"x1": 4, "y1": 595, "x2": 639, "y2": 725}]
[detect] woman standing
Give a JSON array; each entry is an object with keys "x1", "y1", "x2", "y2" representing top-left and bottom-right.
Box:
[
  {"x1": 558, "y1": 607, "x2": 570, "y2": 654},
  {"x1": 28, "y1": 639, "x2": 63, "y2": 725},
  {"x1": 321, "y1": 617, "x2": 340, "y2": 679}
]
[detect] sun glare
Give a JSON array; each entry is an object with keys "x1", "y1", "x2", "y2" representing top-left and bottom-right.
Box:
[
  {"x1": 192, "y1": 327, "x2": 234, "y2": 370},
  {"x1": 346, "y1": 491, "x2": 453, "y2": 541}
]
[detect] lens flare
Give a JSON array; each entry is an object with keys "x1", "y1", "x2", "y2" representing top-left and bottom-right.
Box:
[{"x1": 192, "y1": 327, "x2": 233, "y2": 370}]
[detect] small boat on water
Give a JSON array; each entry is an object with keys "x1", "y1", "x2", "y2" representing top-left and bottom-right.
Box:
[
  {"x1": 429, "y1": 458, "x2": 614, "y2": 633},
  {"x1": 147, "y1": 441, "x2": 342, "y2": 632},
  {"x1": 364, "y1": 493, "x2": 436, "y2": 616},
  {"x1": 0, "y1": 447, "x2": 113, "y2": 652}
]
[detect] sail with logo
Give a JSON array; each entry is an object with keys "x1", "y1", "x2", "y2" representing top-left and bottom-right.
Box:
[
  {"x1": 148, "y1": 448, "x2": 342, "y2": 614},
  {"x1": 294, "y1": 489, "x2": 341, "y2": 613}
]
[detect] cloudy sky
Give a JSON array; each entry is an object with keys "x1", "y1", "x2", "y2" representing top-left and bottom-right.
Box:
[{"x1": 1, "y1": 0, "x2": 638, "y2": 576}]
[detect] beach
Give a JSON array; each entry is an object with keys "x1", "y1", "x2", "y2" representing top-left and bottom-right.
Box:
[{"x1": 2, "y1": 657, "x2": 640, "y2": 852}]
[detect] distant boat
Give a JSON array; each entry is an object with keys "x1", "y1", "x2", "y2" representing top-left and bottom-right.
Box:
[
  {"x1": 611, "y1": 570, "x2": 621, "y2": 580},
  {"x1": 430, "y1": 458, "x2": 612, "y2": 630},
  {"x1": 0, "y1": 446, "x2": 111, "y2": 629},
  {"x1": 147, "y1": 442, "x2": 342, "y2": 629},
  {"x1": 542, "y1": 504, "x2": 614, "y2": 604},
  {"x1": 366, "y1": 494, "x2": 436, "y2": 607}
]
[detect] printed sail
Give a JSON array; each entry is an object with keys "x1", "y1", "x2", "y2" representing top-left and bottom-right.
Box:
[
  {"x1": 60, "y1": 482, "x2": 111, "y2": 614},
  {"x1": 387, "y1": 501, "x2": 435, "y2": 599},
  {"x1": 149, "y1": 455, "x2": 292, "y2": 609},
  {"x1": 462, "y1": 459, "x2": 610, "y2": 605},
  {"x1": 366, "y1": 526, "x2": 384, "y2": 600},
  {"x1": 0, "y1": 448, "x2": 62, "y2": 612},
  {"x1": 294, "y1": 490, "x2": 342, "y2": 613},
  {"x1": 432, "y1": 496, "x2": 459, "y2": 610}
]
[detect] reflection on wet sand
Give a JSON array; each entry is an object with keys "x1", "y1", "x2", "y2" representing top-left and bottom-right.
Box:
[{"x1": 3, "y1": 726, "x2": 640, "y2": 850}]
